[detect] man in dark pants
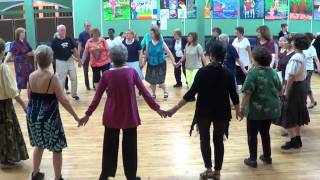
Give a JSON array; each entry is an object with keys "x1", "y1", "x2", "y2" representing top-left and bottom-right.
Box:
[
  {"x1": 78, "y1": 21, "x2": 92, "y2": 90},
  {"x1": 170, "y1": 29, "x2": 187, "y2": 87}
]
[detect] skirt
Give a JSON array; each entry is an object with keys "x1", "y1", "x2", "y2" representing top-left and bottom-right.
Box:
[
  {"x1": 0, "y1": 99, "x2": 29, "y2": 162},
  {"x1": 27, "y1": 94, "x2": 67, "y2": 152},
  {"x1": 274, "y1": 81, "x2": 310, "y2": 128},
  {"x1": 145, "y1": 62, "x2": 166, "y2": 85},
  {"x1": 14, "y1": 55, "x2": 35, "y2": 89},
  {"x1": 127, "y1": 61, "x2": 144, "y2": 80}
]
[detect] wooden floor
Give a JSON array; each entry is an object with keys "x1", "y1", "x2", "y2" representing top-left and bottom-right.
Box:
[{"x1": 2, "y1": 61, "x2": 320, "y2": 180}]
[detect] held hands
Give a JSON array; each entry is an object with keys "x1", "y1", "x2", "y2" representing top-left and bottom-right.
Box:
[{"x1": 78, "y1": 115, "x2": 89, "y2": 127}]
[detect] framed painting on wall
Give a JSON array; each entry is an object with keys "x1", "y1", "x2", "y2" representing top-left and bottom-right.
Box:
[
  {"x1": 104, "y1": 0, "x2": 131, "y2": 20},
  {"x1": 212, "y1": 0, "x2": 238, "y2": 19},
  {"x1": 289, "y1": 0, "x2": 313, "y2": 20},
  {"x1": 240, "y1": 0, "x2": 264, "y2": 19},
  {"x1": 204, "y1": 0, "x2": 212, "y2": 18},
  {"x1": 187, "y1": 0, "x2": 197, "y2": 18},
  {"x1": 314, "y1": 0, "x2": 320, "y2": 20},
  {"x1": 160, "y1": 0, "x2": 187, "y2": 19},
  {"x1": 131, "y1": 0, "x2": 158, "y2": 20},
  {"x1": 265, "y1": 0, "x2": 289, "y2": 20}
]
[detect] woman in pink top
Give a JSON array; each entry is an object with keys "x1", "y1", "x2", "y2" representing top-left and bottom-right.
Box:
[
  {"x1": 81, "y1": 28, "x2": 110, "y2": 89},
  {"x1": 80, "y1": 44, "x2": 167, "y2": 180}
]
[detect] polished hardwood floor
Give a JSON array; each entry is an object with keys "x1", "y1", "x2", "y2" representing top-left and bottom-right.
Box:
[{"x1": 1, "y1": 61, "x2": 320, "y2": 180}]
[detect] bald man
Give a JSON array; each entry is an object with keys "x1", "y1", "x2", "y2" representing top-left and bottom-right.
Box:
[{"x1": 51, "y1": 24, "x2": 81, "y2": 100}]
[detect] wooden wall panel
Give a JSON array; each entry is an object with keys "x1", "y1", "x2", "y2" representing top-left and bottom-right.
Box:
[{"x1": 0, "y1": 20, "x2": 14, "y2": 41}]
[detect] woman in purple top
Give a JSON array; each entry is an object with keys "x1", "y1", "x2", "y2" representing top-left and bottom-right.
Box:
[
  {"x1": 4, "y1": 27, "x2": 34, "y2": 90},
  {"x1": 80, "y1": 44, "x2": 166, "y2": 180},
  {"x1": 256, "y1": 26, "x2": 276, "y2": 68}
]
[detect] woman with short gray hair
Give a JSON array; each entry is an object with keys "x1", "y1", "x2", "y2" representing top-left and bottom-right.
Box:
[{"x1": 80, "y1": 44, "x2": 167, "y2": 180}]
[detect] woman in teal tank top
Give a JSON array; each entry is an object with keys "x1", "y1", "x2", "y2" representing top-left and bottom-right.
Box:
[{"x1": 144, "y1": 28, "x2": 176, "y2": 100}]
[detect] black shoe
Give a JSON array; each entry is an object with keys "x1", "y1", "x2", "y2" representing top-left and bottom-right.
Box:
[
  {"x1": 296, "y1": 136, "x2": 303, "y2": 147},
  {"x1": 173, "y1": 84, "x2": 182, "y2": 88},
  {"x1": 308, "y1": 101, "x2": 317, "y2": 109},
  {"x1": 281, "y1": 137, "x2": 300, "y2": 150},
  {"x1": 259, "y1": 155, "x2": 272, "y2": 164},
  {"x1": 31, "y1": 171, "x2": 45, "y2": 180},
  {"x1": 72, "y1": 95, "x2": 80, "y2": 101},
  {"x1": 66, "y1": 91, "x2": 71, "y2": 95},
  {"x1": 136, "y1": 177, "x2": 142, "y2": 180},
  {"x1": 86, "y1": 87, "x2": 91, "y2": 91},
  {"x1": 244, "y1": 158, "x2": 257, "y2": 168}
]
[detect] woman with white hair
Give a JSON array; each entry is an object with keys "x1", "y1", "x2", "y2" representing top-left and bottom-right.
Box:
[
  {"x1": 80, "y1": 44, "x2": 167, "y2": 180},
  {"x1": 219, "y1": 33, "x2": 246, "y2": 78},
  {"x1": 27, "y1": 45, "x2": 80, "y2": 180}
]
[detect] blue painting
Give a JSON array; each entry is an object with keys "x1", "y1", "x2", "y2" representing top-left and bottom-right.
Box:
[
  {"x1": 212, "y1": 0, "x2": 238, "y2": 19},
  {"x1": 240, "y1": 0, "x2": 264, "y2": 19}
]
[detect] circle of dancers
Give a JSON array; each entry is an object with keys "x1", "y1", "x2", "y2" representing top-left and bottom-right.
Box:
[{"x1": 0, "y1": 22, "x2": 319, "y2": 180}]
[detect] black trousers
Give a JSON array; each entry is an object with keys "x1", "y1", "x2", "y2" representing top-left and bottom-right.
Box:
[
  {"x1": 99, "y1": 127, "x2": 137, "y2": 180},
  {"x1": 80, "y1": 49, "x2": 91, "y2": 89},
  {"x1": 246, "y1": 119, "x2": 272, "y2": 161},
  {"x1": 198, "y1": 118, "x2": 228, "y2": 171},
  {"x1": 52, "y1": 60, "x2": 69, "y2": 90},
  {"x1": 174, "y1": 56, "x2": 186, "y2": 85}
]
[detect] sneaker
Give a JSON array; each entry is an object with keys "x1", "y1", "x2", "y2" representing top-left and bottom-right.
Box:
[
  {"x1": 164, "y1": 92, "x2": 169, "y2": 100},
  {"x1": 72, "y1": 95, "x2": 80, "y2": 101},
  {"x1": 259, "y1": 155, "x2": 272, "y2": 164},
  {"x1": 66, "y1": 91, "x2": 71, "y2": 95},
  {"x1": 31, "y1": 171, "x2": 45, "y2": 180},
  {"x1": 173, "y1": 84, "x2": 182, "y2": 88},
  {"x1": 244, "y1": 158, "x2": 257, "y2": 168},
  {"x1": 152, "y1": 94, "x2": 156, "y2": 100}
]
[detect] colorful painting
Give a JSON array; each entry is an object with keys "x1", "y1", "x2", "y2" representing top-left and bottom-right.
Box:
[
  {"x1": 265, "y1": 0, "x2": 289, "y2": 20},
  {"x1": 289, "y1": 0, "x2": 313, "y2": 20},
  {"x1": 104, "y1": 0, "x2": 131, "y2": 20},
  {"x1": 204, "y1": 0, "x2": 212, "y2": 18},
  {"x1": 314, "y1": 0, "x2": 320, "y2": 20},
  {"x1": 212, "y1": 0, "x2": 238, "y2": 19},
  {"x1": 131, "y1": 0, "x2": 158, "y2": 20},
  {"x1": 240, "y1": 0, "x2": 264, "y2": 19},
  {"x1": 160, "y1": 0, "x2": 187, "y2": 19},
  {"x1": 187, "y1": 0, "x2": 197, "y2": 18}
]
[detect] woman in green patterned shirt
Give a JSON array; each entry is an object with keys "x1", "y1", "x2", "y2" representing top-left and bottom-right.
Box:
[{"x1": 240, "y1": 47, "x2": 282, "y2": 168}]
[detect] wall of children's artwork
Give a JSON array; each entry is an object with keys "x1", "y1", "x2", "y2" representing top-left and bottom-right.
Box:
[
  {"x1": 73, "y1": 0, "x2": 320, "y2": 38},
  {"x1": 315, "y1": 0, "x2": 320, "y2": 20},
  {"x1": 240, "y1": 0, "x2": 265, "y2": 19},
  {"x1": 131, "y1": 0, "x2": 158, "y2": 20}
]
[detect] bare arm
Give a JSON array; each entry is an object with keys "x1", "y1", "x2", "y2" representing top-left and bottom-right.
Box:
[
  {"x1": 163, "y1": 42, "x2": 176, "y2": 65},
  {"x1": 200, "y1": 54, "x2": 208, "y2": 66},
  {"x1": 284, "y1": 75, "x2": 295, "y2": 97},
  {"x1": 52, "y1": 75, "x2": 79, "y2": 122},
  {"x1": 138, "y1": 50, "x2": 144, "y2": 68},
  {"x1": 81, "y1": 48, "x2": 88, "y2": 64},
  {"x1": 14, "y1": 96, "x2": 27, "y2": 113},
  {"x1": 3, "y1": 52, "x2": 12, "y2": 64},
  {"x1": 246, "y1": 46, "x2": 253, "y2": 65},
  {"x1": 270, "y1": 53, "x2": 276, "y2": 68},
  {"x1": 236, "y1": 58, "x2": 248, "y2": 74},
  {"x1": 73, "y1": 48, "x2": 80, "y2": 61},
  {"x1": 314, "y1": 56, "x2": 320, "y2": 72}
]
